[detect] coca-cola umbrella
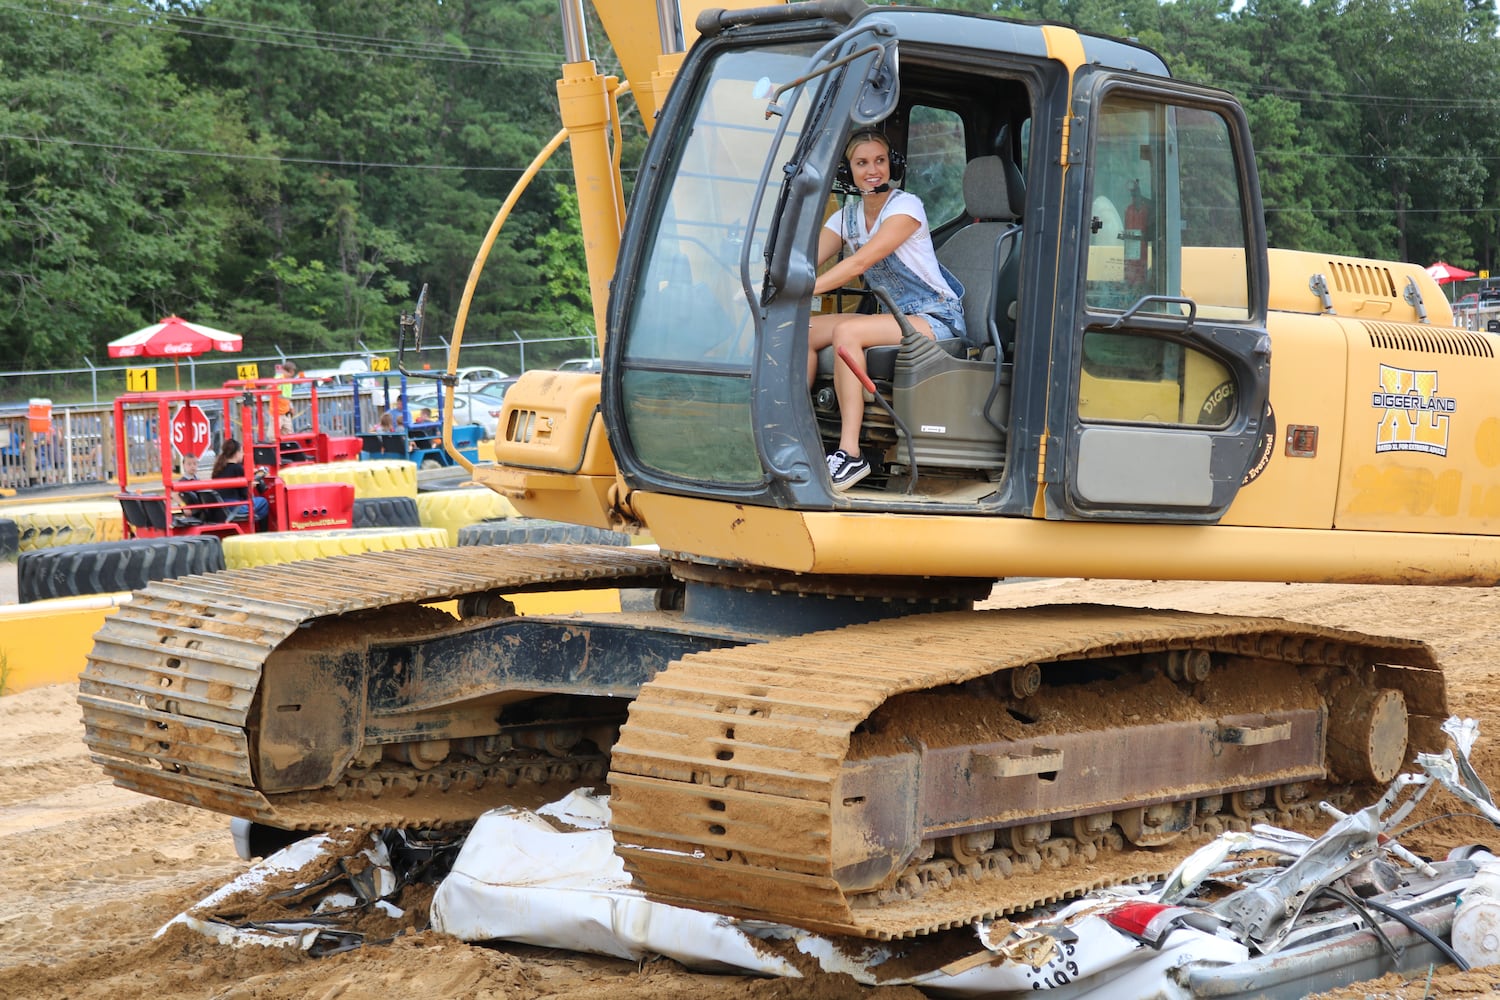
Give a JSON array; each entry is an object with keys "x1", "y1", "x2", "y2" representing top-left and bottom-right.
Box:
[
  {"x1": 108, "y1": 315, "x2": 243, "y2": 387},
  {"x1": 1426, "y1": 261, "x2": 1476, "y2": 285}
]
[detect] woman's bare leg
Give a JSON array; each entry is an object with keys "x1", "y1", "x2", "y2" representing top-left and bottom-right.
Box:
[
  {"x1": 807, "y1": 313, "x2": 840, "y2": 389},
  {"x1": 808, "y1": 311, "x2": 936, "y2": 456},
  {"x1": 827, "y1": 314, "x2": 933, "y2": 453}
]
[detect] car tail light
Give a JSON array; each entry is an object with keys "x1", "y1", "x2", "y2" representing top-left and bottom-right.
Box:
[{"x1": 1104, "y1": 901, "x2": 1220, "y2": 948}]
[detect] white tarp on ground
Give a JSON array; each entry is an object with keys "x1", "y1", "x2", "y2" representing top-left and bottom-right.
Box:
[
  {"x1": 429, "y1": 796, "x2": 801, "y2": 974},
  {"x1": 426, "y1": 796, "x2": 1252, "y2": 996}
]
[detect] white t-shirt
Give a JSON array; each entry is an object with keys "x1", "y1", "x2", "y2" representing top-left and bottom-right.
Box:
[{"x1": 823, "y1": 189, "x2": 954, "y2": 298}]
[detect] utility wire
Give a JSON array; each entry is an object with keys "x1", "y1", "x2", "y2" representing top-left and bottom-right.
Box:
[
  {"x1": 0, "y1": 0, "x2": 606, "y2": 72},
  {"x1": 0, "y1": 131, "x2": 576, "y2": 172}
]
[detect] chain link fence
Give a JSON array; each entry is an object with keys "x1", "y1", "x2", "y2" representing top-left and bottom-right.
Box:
[
  {"x1": 0, "y1": 333, "x2": 598, "y2": 491},
  {"x1": 0, "y1": 333, "x2": 598, "y2": 407}
]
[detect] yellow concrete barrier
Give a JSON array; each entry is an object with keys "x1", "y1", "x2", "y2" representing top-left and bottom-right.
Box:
[{"x1": 0, "y1": 593, "x2": 131, "y2": 694}]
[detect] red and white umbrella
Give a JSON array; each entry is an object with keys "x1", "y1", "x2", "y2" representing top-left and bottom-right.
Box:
[
  {"x1": 1426, "y1": 261, "x2": 1477, "y2": 286},
  {"x1": 107, "y1": 316, "x2": 242, "y2": 359}
]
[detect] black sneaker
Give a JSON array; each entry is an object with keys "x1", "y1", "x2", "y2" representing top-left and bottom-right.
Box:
[{"x1": 828, "y1": 450, "x2": 870, "y2": 492}]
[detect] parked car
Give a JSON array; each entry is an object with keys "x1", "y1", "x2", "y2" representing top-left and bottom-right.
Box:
[
  {"x1": 471, "y1": 377, "x2": 517, "y2": 399},
  {"x1": 454, "y1": 365, "x2": 509, "y2": 383},
  {"x1": 481, "y1": 377, "x2": 520, "y2": 427},
  {"x1": 555, "y1": 357, "x2": 601, "y2": 372},
  {"x1": 298, "y1": 357, "x2": 373, "y2": 390},
  {"x1": 408, "y1": 384, "x2": 508, "y2": 439}
]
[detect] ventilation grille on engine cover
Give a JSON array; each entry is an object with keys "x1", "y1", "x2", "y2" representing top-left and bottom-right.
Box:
[
  {"x1": 1366, "y1": 323, "x2": 1495, "y2": 358},
  {"x1": 1327, "y1": 260, "x2": 1397, "y2": 299}
]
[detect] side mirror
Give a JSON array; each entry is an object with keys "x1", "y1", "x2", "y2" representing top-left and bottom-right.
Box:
[
  {"x1": 397, "y1": 284, "x2": 429, "y2": 370},
  {"x1": 852, "y1": 39, "x2": 900, "y2": 125}
]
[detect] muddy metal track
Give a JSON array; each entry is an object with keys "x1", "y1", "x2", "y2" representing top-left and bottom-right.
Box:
[
  {"x1": 80, "y1": 550, "x2": 1449, "y2": 940},
  {"x1": 78, "y1": 545, "x2": 673, "y2": 826},
  {"x1": 609, "y1": 605, "x2": 1446, "y2": 939}
]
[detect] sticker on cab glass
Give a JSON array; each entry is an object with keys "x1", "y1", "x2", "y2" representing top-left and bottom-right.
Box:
[{"x1": 1372, "y1": 364, "x2": 1456, "y2": 457}]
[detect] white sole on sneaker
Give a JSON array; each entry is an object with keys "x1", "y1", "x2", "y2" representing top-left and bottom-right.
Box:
[{"x1": 831, "y1": 460, "x2": 870, "y2": 492}]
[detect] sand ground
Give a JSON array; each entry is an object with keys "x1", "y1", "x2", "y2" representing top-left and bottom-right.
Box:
[{"x1": 3, "y1": 577, "x2": 1500, "y2": 999}]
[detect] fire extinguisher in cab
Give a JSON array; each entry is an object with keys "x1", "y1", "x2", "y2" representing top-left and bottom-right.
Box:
[{"x1": 1123, "y1": 180, "x2": 1147, "y2": 285}]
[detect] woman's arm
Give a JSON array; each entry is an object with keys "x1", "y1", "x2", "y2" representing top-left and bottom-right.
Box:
[
  {"x1": 815, "y1": 226, "x2": 844, "y2": 268},
  {"x1": 813, "y1": 214, "x2": 919, "y2": 295}
]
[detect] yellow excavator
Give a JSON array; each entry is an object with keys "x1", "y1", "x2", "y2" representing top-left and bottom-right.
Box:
[{"x1": 81, "y1": 0, "x2": 1484, "y2": 941}]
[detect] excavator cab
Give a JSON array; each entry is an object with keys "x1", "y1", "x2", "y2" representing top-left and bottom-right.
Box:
[{"x1": 603, "y1": 4, "x2": 1271, "y2": 525}]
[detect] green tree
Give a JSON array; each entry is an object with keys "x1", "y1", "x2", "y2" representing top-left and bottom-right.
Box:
[
  {"x1": 0, "y1": 2, "x2": 255, "y2": 366},
  {"x1": 533, "y1": 183, "x2": 595, "y2": 340},
  {"x1": 176, "y1": 0, "x2": 572, "y2": 352}
]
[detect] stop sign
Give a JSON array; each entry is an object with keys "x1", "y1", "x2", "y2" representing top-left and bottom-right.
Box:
[{"x1": 170, "y1": 403, "x2": 212, "y2": 458}]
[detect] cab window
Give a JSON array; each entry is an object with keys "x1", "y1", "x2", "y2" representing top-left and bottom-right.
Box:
[
  {"x1": 1079, "y1": 94, "x2": 1248, "y2": 428},
  {"x1": 1084, "y1": 96, "x2": 1251, "y2": 320},
  {"x1": 903, "y1": 105, "x2": 965, "y2": 223}
]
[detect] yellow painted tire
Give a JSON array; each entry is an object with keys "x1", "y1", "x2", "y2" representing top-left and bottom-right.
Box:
[
  {"x1": 9, "y1": 499, "x2": 125, "y2": 551},
  {"x1": 221, "y1": 526, "x2": 449, "y2": 570},
  {"x1": 279, "y1": 459, "x2": 417, "y2": 499},
  {"x1": 416, "y1": 488, "x2": 517, "y2": 545}
]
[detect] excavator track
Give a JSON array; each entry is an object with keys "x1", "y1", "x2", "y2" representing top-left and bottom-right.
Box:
[
  {"x1": 609, "y1": 604, "x2": 1446, "y2": 939},
  {"x1": 79, "y1": 544, "x2": 672, "y2": 828},
  {"x1": 82, "y1": 549, "x2": 1447, "y2": 940}
]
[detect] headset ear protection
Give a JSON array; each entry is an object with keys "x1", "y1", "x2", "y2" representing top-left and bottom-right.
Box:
[{"x1": 834, "y1": 129, "x2": 905, "y2": 194}]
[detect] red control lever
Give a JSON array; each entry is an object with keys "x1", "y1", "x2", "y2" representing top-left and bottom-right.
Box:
[{"x1": 835, "y1": 346, "x2": 878, "y2": 393}]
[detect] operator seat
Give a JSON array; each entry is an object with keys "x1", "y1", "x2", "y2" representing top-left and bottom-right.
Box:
[{"x1": 937, "y1": 153, "x2": 1025, "y2": 359}]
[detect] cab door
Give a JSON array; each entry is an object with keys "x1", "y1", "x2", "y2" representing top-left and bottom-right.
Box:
[{"x1": 1046, "y1": 73, "x2": 1271, "y2": 522}]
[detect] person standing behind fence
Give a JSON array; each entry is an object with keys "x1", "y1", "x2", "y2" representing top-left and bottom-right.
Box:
[{"x1": 274, "y1": 361, "x2": 298, "y2": 419}]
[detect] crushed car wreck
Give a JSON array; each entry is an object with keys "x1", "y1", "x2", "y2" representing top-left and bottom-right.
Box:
[{"x1": 183, "y1": 716, "x2": 1500, "y2": 997}]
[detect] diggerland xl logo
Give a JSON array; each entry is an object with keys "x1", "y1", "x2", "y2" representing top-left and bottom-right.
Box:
[{"x1": 1371, "y1": 364, "x2": 1456, "y2": 457}]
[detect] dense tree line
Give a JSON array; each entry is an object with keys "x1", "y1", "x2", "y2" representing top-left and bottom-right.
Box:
[
  {"x1": 0, "y1": 0, "x2": 1494, "y2": 373},
  {"x1": 947, "y1": 0, "x2": 1500, "y2": 268},
  {"x1": 0, "y1": 0, "x2": 606, "y2": 371}
]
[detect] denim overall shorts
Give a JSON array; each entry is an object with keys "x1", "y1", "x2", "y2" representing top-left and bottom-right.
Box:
[{"x1": 844, "y1": 202, "x2": 967, "y2": 341}]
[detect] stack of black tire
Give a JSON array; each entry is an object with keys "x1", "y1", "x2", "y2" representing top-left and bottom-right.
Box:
[
  {"x1": 352, "y1": 496, "x2": 422, "y2": 529},
  {"x1": 17, "y1": 537, "x2": 224, "y2": 604}
]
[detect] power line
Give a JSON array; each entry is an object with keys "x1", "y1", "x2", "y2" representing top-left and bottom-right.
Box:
[
  {"x1": 1269, "y1": 151, "x2": 1500, "y2": 161},
  {"x1": 15, "y1": 0, "x2": 565, "y2": 66},
  {"x1": 0, "y1": 131, "x2": 576, "y2": 172},
  {"x1": 1235, "y1": 79, "x2": 1500, "y2": 110},
  {"x1": 1265, "y1": 206, "x2": 1500, "y2": 215},
  {"x1": 0, "y1": 0, "x2": 603, "y2": 72}
]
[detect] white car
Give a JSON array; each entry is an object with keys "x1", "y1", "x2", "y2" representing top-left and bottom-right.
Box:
[
  {"x1": 454, "y1": 365, "x2": 509, "y2": 383},
  {"x1": 409, "y1": 385, "x2": 508, "y2": 439},
  {"x1": 297, "y1": 357, "x2": 373, "y2": 390}
]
